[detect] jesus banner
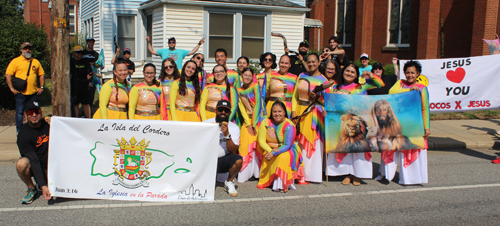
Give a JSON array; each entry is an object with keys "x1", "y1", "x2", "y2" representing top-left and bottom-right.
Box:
[
  {"x1": 48, "y1": 117, "x2": 219, "y2": 202},
  {"x1": 398, "y1": 54, "x2": 500, "y2": 113},
  {"x1": 324, "y1": 92, "x2": 425, "y2": 153}
]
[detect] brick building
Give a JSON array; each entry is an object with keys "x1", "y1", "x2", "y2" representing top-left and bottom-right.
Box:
[
  {"x1": 307, "y1": 0, "x2": 500, "y2": 65},
  {"x1": 23, "y1": 0, "x2": 79, "y2": 40}
]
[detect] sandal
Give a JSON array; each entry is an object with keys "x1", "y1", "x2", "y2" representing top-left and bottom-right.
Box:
[{"x1": 341, "y1": 176, "x2": 351, "y2": 185}]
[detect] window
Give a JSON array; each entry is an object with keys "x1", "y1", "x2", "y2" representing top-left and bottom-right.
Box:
[
  {"x1": 69, "y1": 4, "x2": 76, "y2": 35},
  {"x1": 209, "y1": 13, "x2": 234, "y2": 58},
  {"x1": 117, "y1": 15, "x2": 136, "y2": 58},
  {"x1": 388, "y1": 0, "x2": 412, "y2": 45},
  {"x1": 208, "y1": 12, "x2": 267, "y2": 59},
  {"x1": 146, "y1": 14, "x2": 153, "y2": 58},
  {"x1": 241, "y1": 15, "x2": 265, "y2": 58},
  {"x1": 336, "y1": 0, "x2": 353, "y2": 46}
]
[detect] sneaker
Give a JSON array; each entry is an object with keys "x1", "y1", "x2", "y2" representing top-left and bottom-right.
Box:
[
  {"x1": 224, "y1": 180, "x2": 238, "y2": 197},
  {"x1": 492, "y1": 157, "x2": 500, "y2": 164},
  {"x1": 21, "y1": 188, "x2": 38, "y2": 204},
  {"x1": 495, "y1": 130, "x2": 500, "y2": 138}
]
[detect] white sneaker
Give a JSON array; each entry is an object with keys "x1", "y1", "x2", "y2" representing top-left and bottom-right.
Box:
[{"x1": 224, "y1": 180, "x2": 238, "y2": 197}]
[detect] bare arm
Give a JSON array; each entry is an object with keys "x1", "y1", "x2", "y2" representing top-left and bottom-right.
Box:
[
  {"x1": 111, "y1": 46, "x2": 120, "y2": 65},
  {"x1": 393, "y1": 57, "x2": 400, "y2": 79},
  {"x1": 146, "y1": 35, "x2": 158, "y2": 56},
  {"x1": 188, "y1": 37, "x2": 205, "y2": 56},
  {"x1": 37, "y1": 74, "x2": 45, "y2": 95},
  {"x1": 5, "y1": 74, "x2": 19, "y2": 95},
  {"x1": 220, "y1": 122, "x2": 239, "y2": 154}
]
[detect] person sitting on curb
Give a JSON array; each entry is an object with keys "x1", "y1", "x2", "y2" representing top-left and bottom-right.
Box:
[
  {"x1": 16, "y1": 101, "x2": 51, "y2": 204},
  {"x1": 203, "y1": 100, "x2": 242, "y2": 196}
]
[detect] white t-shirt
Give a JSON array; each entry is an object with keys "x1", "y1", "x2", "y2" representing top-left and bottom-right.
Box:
[{"x1": 203, "y1": 118, "x2": 240, "y2": 158}]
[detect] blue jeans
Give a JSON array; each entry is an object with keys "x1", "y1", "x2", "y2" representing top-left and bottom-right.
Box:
[{"x1": 15, "y1": 93, "x2": 38, "y2": 133}]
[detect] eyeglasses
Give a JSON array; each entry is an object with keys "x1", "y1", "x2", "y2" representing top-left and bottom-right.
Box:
[
  {"x1": 26, "y1": 109, "x2": 41, "y2": 116},
  {"x1": 326, "y1": 67, "x2": 336, "y2": 71},
  {"x1": 217, "y1": 108, "x2": 230, "y2": 113},
  {"x1": 164, "y1": 65, "x2": 174, "y2": 70},
  {"x1": 373, "y1": 67, "x2": 383, "y2": 70},
  {"x1": 214, "y1": 70, "x2": 225, "y2": 74},
  {"x1": 196, "y1": 56, "x2": 205, "y2": 62},
  {"x1": 144, "y1": 72, "x2": 155, "y2": 75},
  {"x1": 264, "y1": 58, "x2": 273, "y2": 62},
  {"x1": 168, "y1": 41, "x2": 176, "y2": 44}
]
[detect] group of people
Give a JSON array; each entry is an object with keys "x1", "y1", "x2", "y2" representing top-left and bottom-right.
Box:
[{"x1": 8, "y1": 35, "x2": 430, "y2": 203}]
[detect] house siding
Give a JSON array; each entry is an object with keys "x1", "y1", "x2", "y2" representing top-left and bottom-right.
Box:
[{"x1": 271, "y1": 12, "x2": 304, "y2": 58}]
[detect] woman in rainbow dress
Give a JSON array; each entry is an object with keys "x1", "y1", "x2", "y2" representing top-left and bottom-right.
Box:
[
  {"x1": 159, "y1": 58, "x2": 181, "y2": 120},
  {"x1": 93, "y1": 61, "x2": 131, "y2": 119},
  {"x1": 128, "y1": 63, "x2": 162, "y2": 120},
  {"x1": 169, "y1": 60, "x2": 202, "y2": 122},
  {"x1": 200, "y1": 64, "x2": 238, "y2": 122},
  {"x1": 257, "y1": 101, "x2": 302, "y2": 192},
  {"x1": 265, "y1": 54, "x2": 298, "y2": 117},
  {"x1": 237, "y1": 67, "x2": 264, "y2": 182},
  {"x1": 291, "y1": 53, "x2": 327, "y2": 184}
]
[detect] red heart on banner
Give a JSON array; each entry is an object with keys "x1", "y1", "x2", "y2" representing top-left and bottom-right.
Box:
[{"x1": 446, "y1": 67, "x2": 466, "y2": 83}]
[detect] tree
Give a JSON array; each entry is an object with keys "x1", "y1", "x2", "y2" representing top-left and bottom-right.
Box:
[{"x1": 0, "y1": 0, "x2": 50, "y2": 109}]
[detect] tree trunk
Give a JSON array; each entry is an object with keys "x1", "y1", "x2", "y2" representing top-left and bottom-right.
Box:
[{"x1": 50, "y1": 0, "x2": 70, "y2": 116}]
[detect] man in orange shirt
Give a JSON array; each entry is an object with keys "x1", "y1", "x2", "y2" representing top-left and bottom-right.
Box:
[{"x1": 5, "y1": 42, "x2": 45, "y2": 133}]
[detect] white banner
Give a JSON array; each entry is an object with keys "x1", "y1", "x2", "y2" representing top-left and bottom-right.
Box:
[
  {"x1": 399, "y1": 54, "x2": 500, "y2": 112},
  {"x1": 48, "y1": 117, "x2": 219, "y2": 202}
]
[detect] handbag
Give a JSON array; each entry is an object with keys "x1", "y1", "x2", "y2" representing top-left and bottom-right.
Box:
[{"x1": 12, "y1": 60, "x2": 32, "y2": 92}]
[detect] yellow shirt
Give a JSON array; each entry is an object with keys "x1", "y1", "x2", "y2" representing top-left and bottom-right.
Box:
[{"x1": 6, "y1": 55, "x2": 45, "y2": 95}]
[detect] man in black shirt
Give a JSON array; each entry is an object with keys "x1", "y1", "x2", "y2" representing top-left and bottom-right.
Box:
[
  {"x1": 327, "y1": 36, "x2": 350, "y2": 69},
  {"x1": 16, "y1": 101, "x2": 51, "y2": 204},
  {"x1": 71, "y1": 45, "x2": 93, "y2": 118},
  {"x1": 82, "y1": 37, "x2": 100, "y2": 108},
  {"x1": 111, "y1": 47, "x2": 135, "y2": 83},
  {"x1": 286, "y1": 41, "x2": 309, "y2": 76}
]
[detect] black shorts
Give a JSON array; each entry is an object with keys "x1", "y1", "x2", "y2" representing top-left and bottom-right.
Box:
[
  {"x1": 75, "y1": 90, "x2": 90, "y2": 105},
  {"x1": 217, "y1": 154, "x2": 242, "y2": 173}
]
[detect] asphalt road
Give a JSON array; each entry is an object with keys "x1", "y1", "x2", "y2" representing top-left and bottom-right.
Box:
[{"x1": 1, "y1": 148, "x2": 500, "y2": 225}]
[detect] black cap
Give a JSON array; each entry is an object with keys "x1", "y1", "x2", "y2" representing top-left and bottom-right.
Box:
[
  {"x1": 299, "y1": 41, "x2": 309, "y2": 47},
  {"x1": 86, "y1": 37, "x2": 95, "y2": 42},
  {"x1": 168, "y1": 37, "x2": 176, "y2": 42},
  {"x1": 373, "y1": 62, "x2": 383, "y2": 69},
  {"x1": 24, "y1": 101, "x2": 41, "y2": 113},
  {"x1": 216, "y1": 100, "x2": 231, "y2": 110}
]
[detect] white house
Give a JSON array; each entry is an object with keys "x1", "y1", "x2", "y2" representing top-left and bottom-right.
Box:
[{"x1": 78, "y1": 0, "x2": 311, "y2": 78}]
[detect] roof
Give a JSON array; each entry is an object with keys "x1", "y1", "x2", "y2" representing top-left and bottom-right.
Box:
[
  {"x1": 200, "y1": 0, "x2": 305, "y2": 8},
  {"x1": 139, "y1": 0, "x2": 309, "y2": 12}
]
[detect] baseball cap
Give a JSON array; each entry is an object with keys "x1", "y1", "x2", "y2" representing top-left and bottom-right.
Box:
[
  {"x1": 123, "y1": 48, "x2": 131, "y2": 53},
  {"x1": 216, "y1": 100, "x2": 231, "y2": 110},
  {"x1": 24, "y1": 101, "x2": 41, "y2": 113},
  {"x1": 21, "y1": 42, "x2": 32, "y2": 49},
  {"x1": 168, "y1": 37, "x2": 176, "y2": 42},
  {"x1": 86, "y1": 37, "x2": 95, "y2": 42},
  {"x1": 299, "y1": 41, "x2": 309, "y2": 47},
  {"x1": 372, "y1": 62, "x2": 383, "y2": 69},
  {"x1": 73, "y1": 45, "x2": 84, "y2": 52},
  {"x1": 360, "y1": 53, "x2": 369, "y2": 59}
]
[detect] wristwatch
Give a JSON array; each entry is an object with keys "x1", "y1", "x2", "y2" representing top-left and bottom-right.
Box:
[{"x1": 225, "y1": 134, "x2": 231, "y2": 140}]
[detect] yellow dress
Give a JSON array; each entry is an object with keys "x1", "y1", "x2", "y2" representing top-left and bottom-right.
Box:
[
  {"x1": 128, "y1": 82, "x2": 162, "y2": 120},
  {"x1": 257, "y1": 118, "x2": 301, "y2": 191},
  {"x1": 169, "y1": 80, "x2": 200, "y2": 122},
  {"x1": 199, "y1": 84, "x2": 238, "y2": 122},
  {"x1": 93, "y1": 80, "x2": 131, "y2": 119},
  {"x1": 237, "y1": 83, "x2": 263, "y2": 174}
]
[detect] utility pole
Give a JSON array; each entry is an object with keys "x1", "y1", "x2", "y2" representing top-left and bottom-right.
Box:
[{"x1": 50, "y1": 0, "x2": 70, "y2": 116}]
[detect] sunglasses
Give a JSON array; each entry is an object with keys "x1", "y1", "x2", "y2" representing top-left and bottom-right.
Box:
[
  {"x1": 264, "y1": 58, "x2": 273, "y2": 62},
  {"x1": 164, "y1": 65, "x2": 174, "y2": 70},
  {"x1": 168, "y1": 41, "x2": 176, "y2": 44},
  {"x1": 217, "y1": 108, "x2": 230, "y2": 113},
  {"x1": 26, "y1": 109, "x2": 41, "y2": 116},
  {"x1": 322, "y1": 49, "x2": 330, "y2": 53},
  {"x1": 196, "y1": 56, "x2": 205, "y2": 62}
]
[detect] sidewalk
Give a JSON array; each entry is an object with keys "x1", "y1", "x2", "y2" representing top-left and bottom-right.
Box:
[{"x1": 1, "y1": 119, "x2": 500, "y2": 161}]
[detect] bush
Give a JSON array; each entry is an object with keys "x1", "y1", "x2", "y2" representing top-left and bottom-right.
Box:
[{"x1": 0, "y1": 18, "x2": 50, "y2": 109}]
